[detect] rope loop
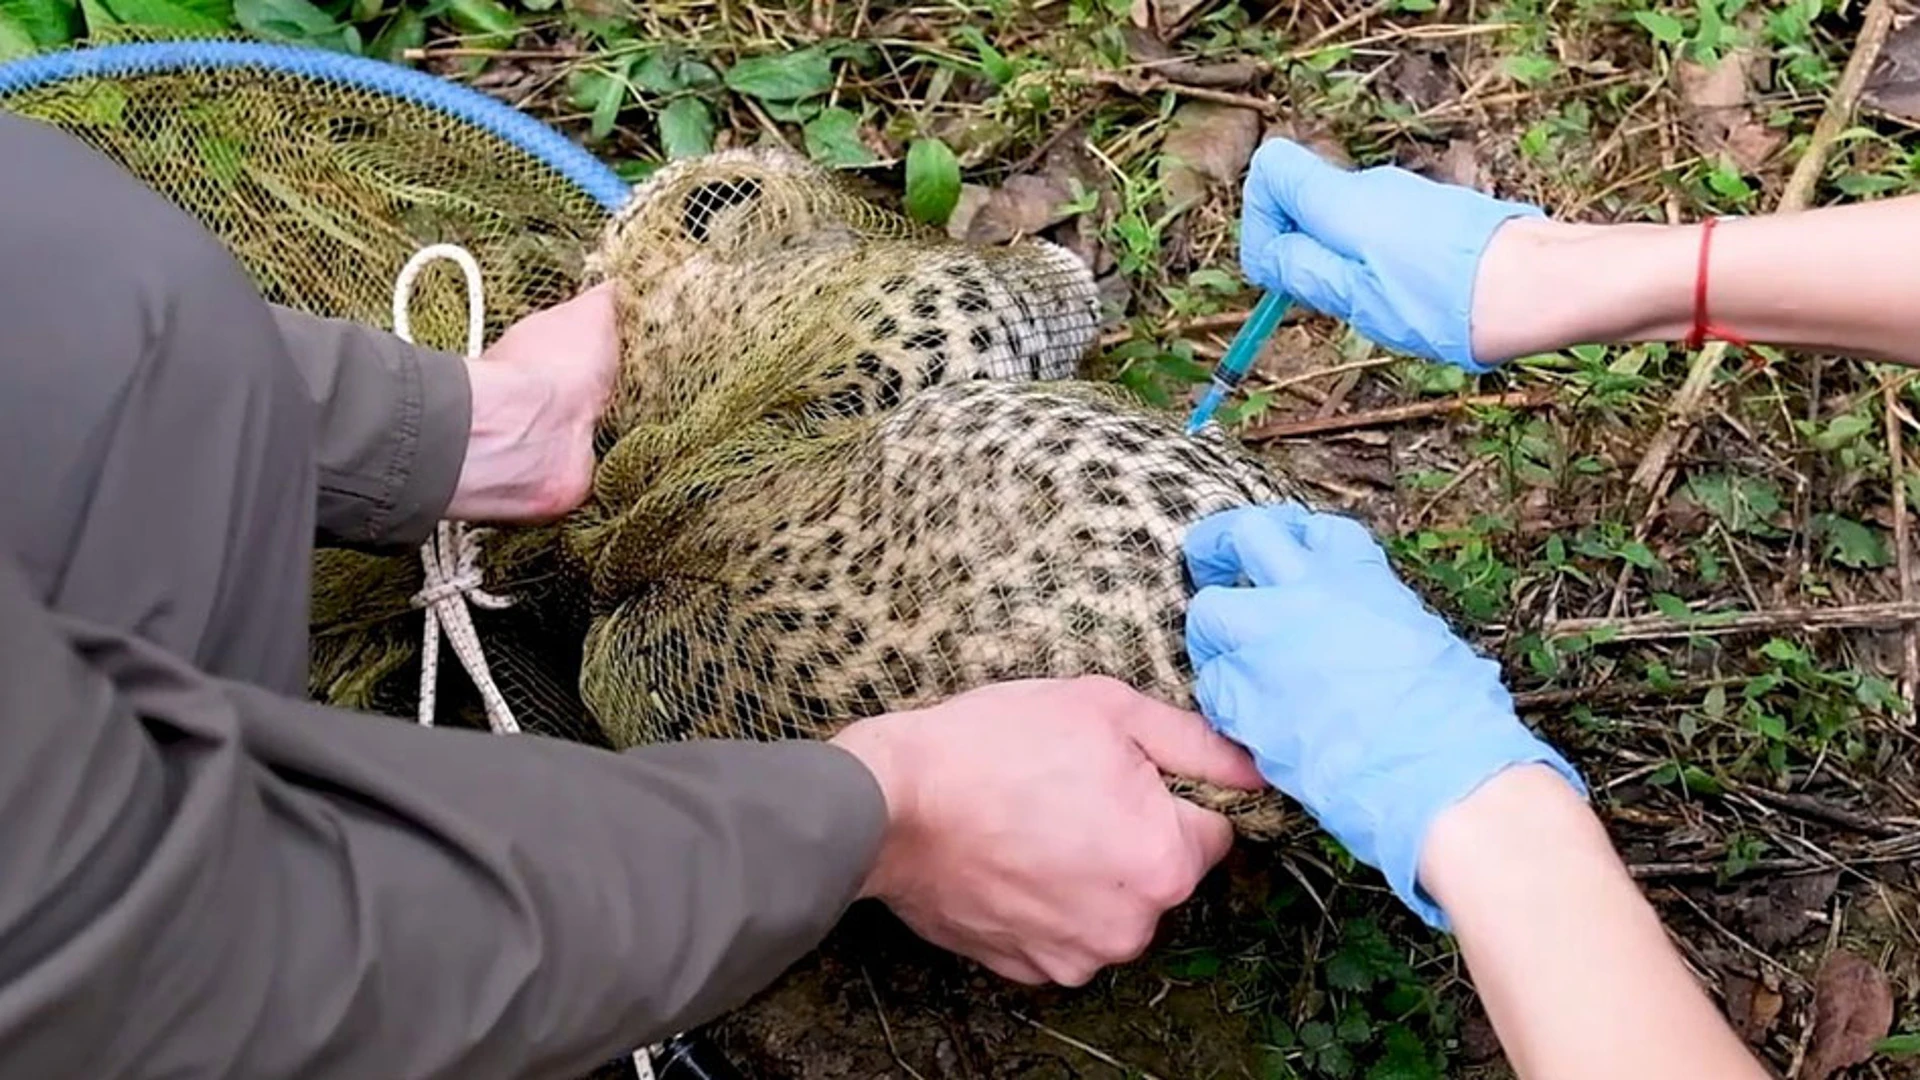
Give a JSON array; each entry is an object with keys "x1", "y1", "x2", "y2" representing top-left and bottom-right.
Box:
[{"x1": 391, "y1": 246, "x2": 519, "y2": 735}]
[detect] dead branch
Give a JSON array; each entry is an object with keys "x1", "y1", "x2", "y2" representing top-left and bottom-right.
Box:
[
  {"x1": 1547, "y1": 600, "x2": 1920, "y2": 642},
  {"x1": 1079, "y1": 70, "x2": 1280, "y2": 114},
  {"x1": 1242, "y1": 388, "x2": 1553, "y2": 441}
]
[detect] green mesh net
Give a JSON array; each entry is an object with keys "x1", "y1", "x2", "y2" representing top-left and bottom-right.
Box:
[{"x1": 4, "y1": 46, "x2": 1302, "y2": 839}]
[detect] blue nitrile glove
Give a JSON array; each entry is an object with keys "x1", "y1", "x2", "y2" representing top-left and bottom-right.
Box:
[
  {"x1": 1183, "y1": 504, "x2": 1585, "y2": 929},
  {"x1": 1240, "y1": 139, "x2": 1545, "y2": 372}
]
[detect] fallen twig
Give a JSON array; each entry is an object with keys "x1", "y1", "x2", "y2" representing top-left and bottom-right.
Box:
[
  {"x1": 1730, "y1": 782, "x2": 1905, "y2": 839},
  {"x1": 1886, "y1": 380, "x2": 1919, "y2": 720},
  {"x1": 1547, "y1": 600, "x2": 1920, "y2": 642},
  {"x1": 1010, "y1": 1012, "x2": 1166, "y2": 1080},
  {"x1": 1243, "y1": 388, "x2": 1553, "y2": 441},
  {"x1": 1079, "y1": 70, "x2": 1279, "y2": 114},
  {"x1": 1628, "y1": 0, "x2": 1896, "y2": 497}
]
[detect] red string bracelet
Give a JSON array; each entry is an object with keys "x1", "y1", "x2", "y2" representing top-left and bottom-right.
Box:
[{"x1": 1685, "y1": 216, "x2": 1758, "y2": 363}]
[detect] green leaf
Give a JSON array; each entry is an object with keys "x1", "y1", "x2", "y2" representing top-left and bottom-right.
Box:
[
  {"x1": 1813, "y1": 411, "x2": 1873, "y2": 451},
  {"x1": 1652, "y1": 592, "x2": 1692, "y2": 620},
  {"x1": 1315, "y1": 1043, "x2": 1356, "y2": 1079},
  {"x1": 724, "y1": 46, "x2": 833, "y2": 101},
  {"x1": 903, "y1": 137, "x2": 961, "y2": 225},
  {"x1": 0, "y1": 9, "x2": 32, "y2": 56},
  {"x1": 802, "y1": 106, "x2": 876, "y2": 167},
  {"x1": 1633, "y1": 8, "x2": 1687, "y2": 43},
  {"x1": 95, "y1": 0, "x2": 227, "y2": 33},
  {"x1": 1334, "y1": 1008, "x2": 1372, "y2": 1045},
  {"x1": 657, "y1": 96, "x2": 714, "y2": 160},
  {"x1": 1812, "y1": 513, "x2": 1891, "y2": 568},
  {"x1": 1299, "y1": 1021, "x2": 1336, "y2": 1051},
  {"x1": 798, "y1": 105, "x2": 875, "y2": 166},
  {"x1": 368, "y1": 6, "x2": 424, "y2": 62},
  {"x1": 234, "y1": 0, "x2": 354, "y2": 50},
  {"x1": 1, "y1": 0, "x2": 76, "y2": 47},
  {"x1": 1685, "y1": 472, "x2": 1784, "y2": 534},
  {"x1": 587, "y1": 69, "x2": 628, "y2": 142},
  {"x1": 1545, "y1": 533, "x2": 1566, "y2": 566},
  {"x1": 632, "y1": 49, "x2": 720, "y2": 93},
  {"x1": 955, "y1": 24, "x2": 1014, "y2": 85},
  {"x1": 1620, "y1": 539, "x2": 1659, "y2": 569},
  {"x1": 1876, "y1": 1033, "x2": 1920, "y2": 1056},
  {"x1": 760, "y1": 96, "x2": 822, "y2": 123},
  {"x1": 1504, "y1": 53, "x2": 1557, "y2": 85},
  {"x1": 444, "y1": 0, "x2": 516, "y2": 46}
]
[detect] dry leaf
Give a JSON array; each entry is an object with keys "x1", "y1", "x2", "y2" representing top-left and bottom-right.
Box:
[
  {"x1": 1865, "y1": 18, "x2": 1920, "y2": 121},
  {"x1": 1160, "y1": 101, "x2": 1262, "y2": 209},
  {"x1": 1121, "y1": 27, "x2": 1266, "y2": 87},
  {"x1": 1676, "y1": 50, "x2": 1782, "y2": 172},
  {"x1": 1152, "y1": 0, "x2": 1209, "y2": 30},
  {"x1": 1263, "y1": 119, "x2": 1353, "y2": 170},
  {"x1": 1722, "y1": 971, "x2": 1784, "y2": 1045},
  {"x1": 1388, "y1": 50, "x2": 1458, "y2": 112},
  {"x1": 1722, "y1": 870, "x2": 1839, "y2": 949},
  {"x1": 944, "y1": 184, "x2": 994, "y2": 241},
  {"x1": 1805, "y1": 951, "x2": 1894, "y2": 1080},
  {"x1": 961, "y1": 174, "x2": 1078, "y2": 244},
  {"x1": 1438, "y1": 138, "x2": 1484, "y2": 191}
]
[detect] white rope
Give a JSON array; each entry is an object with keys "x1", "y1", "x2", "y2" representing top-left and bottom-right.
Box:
[
  {"x1": 392, "y1": 244, "x2": 520, "y2": 735},
  {"x1": 395, "y1": 245, "x2": 666, "y2": 1076}
]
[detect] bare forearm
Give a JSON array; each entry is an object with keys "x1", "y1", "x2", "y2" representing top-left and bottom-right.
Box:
[
  {"x1": 1474, "y1": 195, "x2": 1920, "y2": 366},
  {"x1": 1419, "y1": 766, "x2": 1763, "y2": 1080}
]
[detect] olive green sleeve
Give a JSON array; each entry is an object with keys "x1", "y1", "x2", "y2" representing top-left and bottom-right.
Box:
[
  {"x1": 0, "y1": 550, "x2": 887, "y2": 1079},
  {"x1": 272, "y1": 305, "x2": 473, "y2": 550}
]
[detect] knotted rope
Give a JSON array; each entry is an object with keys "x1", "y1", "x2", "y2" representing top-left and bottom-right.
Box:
[{"x1": 391, "y1": 244, "x2": 521, "y2": 735}]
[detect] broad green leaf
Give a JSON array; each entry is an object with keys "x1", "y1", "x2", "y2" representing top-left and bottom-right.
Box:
[
  {"x1": 1652, "y1": 592, "x2": 1692, "y2": 620},
  {"x1": 657, "y1": 96, "x2": 713, "y2": 159},
  {"x1": 587, "y1": 68, "x2": 627, "y2": 142},
  {"x1": 1504, "y1": 53, "x2": 1557, "y2": 85},
  {"x1": 1619, "y1": 539, "x2": 1659, "y2": 569},
  {"x1": 234, "y1": 0, "x2": 354, "y2": 50},
  {"x1": 1814, "y1": 411, "x2": 1873, "y2": 450},
  {"x1": 1686, "y1": 472, "x2": 1784, "y2": 535},
  {"x1": 632, "y1": 49, "x2": 720, "y2": 93},
  {"x1": 444, "y1": 0, "x2": 516, "y2": 47},
  {"x1": 1813, "y1": 513, "x2": 1891, "y2": 568},
  {"x1": 96, "y1": 0, "x2": 227, "y2": 33},
  {"x1": 1298, "y1": 1021, "x2": 1336, "y2": 1050},
  {"x1": 903, "y1": 137, "x2": 961, "y2": 225},
  {"x1": 802, "y1": 106, "x2": 876, "y2": 167},
  {"x1": 723, "y1": 46, "x2": 832, "y2": 102},
  {"x1": 955, "y1": 24, "x2": 1013, "y2": 85},
  {"x1": 1334, "y1": 1008, "x2": 1372, "y2": 1045},
  {"x1": 760, "y1": 96, "x2": 821, "y2": 123},
  {"x1": 0, "y1": 10, "x2": 32, "y2": 56},
  {"x1": 1, "y1": 0, "x2": 76, "y2": 47},
  {"x1": 368, "y1": 7, "x2": 425, "y2": 62},
  {"x1": 1633, "y1": 9, "x2": 1686, "y2": 44}
]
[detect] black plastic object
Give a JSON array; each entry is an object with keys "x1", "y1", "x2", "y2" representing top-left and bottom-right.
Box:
[{"x1": 654, "y1": 1032, "x2": 748, "y2": 1080}]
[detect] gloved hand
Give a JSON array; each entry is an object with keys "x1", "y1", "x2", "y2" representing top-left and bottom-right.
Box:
[
  {"x1": 1240, "y1": 139, "x2": 1544, "y2": 372},
  {"x1": 1183, "y1": 504, "x2": 1584, "y2": 928}
]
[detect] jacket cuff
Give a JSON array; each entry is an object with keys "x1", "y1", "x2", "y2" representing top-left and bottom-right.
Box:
[
  {"x1": 271, "y1": 306, "x2": 471, "y2": 550},
  {"x1": 389, "y1": 348, "x2": 470, "y2": 546}
]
